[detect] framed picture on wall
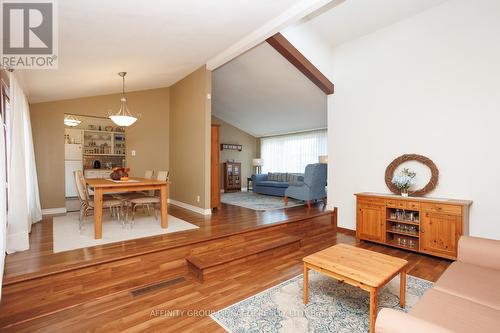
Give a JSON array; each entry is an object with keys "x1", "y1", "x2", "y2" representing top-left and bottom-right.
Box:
[{"x1": 221, "y1": 143, "x2": 242, "y2": 151}]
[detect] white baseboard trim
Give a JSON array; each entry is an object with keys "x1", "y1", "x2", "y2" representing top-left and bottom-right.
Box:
[
  {"x1": 326, "y1": 203, "x2": 335, "y2": 211},
  {"x1": 221, "y1": 188, "x2": 248, "y2": 193},
  {"x1": 168, "y1": 199, "x2": 212, "y2": 216},
  {"x1": 42, "y1": 207, "x2": 67, "y2": 216}
]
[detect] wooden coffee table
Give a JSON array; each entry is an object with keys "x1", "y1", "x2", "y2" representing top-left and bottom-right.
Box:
[{"x1": 303, "y1": 244, "x2": 408, "y2": 333}]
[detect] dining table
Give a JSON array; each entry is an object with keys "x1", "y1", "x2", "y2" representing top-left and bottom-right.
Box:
[{"x1": 85, "y1": 177, "x2": 168, "y2": 239}]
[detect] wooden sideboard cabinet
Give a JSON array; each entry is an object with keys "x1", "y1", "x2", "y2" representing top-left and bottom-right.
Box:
[{"x1": 355, "y1": 192, "x2": 472, "y2": 259}]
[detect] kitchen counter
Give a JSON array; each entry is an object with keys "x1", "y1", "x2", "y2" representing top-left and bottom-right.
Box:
[
  {"x1": 84, "y1": 168, "x2": 113, "y2": 171},
  {"x1": 84, "y1": 169, "x2": 113, "y2": 179}
]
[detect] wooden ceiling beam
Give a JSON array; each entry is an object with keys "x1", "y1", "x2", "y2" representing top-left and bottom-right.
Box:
[{"x1": 266, "y1": 33, "x2": 334, "y2": 95}]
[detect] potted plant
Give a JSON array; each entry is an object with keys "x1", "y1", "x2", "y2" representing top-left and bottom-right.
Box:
[{"x1": 391, "y1": 168, "x2": 416, "y2": 197}]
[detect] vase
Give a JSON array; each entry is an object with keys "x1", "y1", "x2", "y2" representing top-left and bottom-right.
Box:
[{"x1": 401, "y1": 189, "x2": 409, "y2": 197}]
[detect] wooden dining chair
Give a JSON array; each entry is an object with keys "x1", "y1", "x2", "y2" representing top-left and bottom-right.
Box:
[
  {"x1": 74, "y1": 170, "x2": 125, "y2": 230},
  {"x1": 127, "y1": 170, "x2": 169, "y2": 224},
  {"x1": 145, "y1": 169, "x2": 154, "y2": 180},
  {"x1": 112, "y1": 170, "x2": 155, "y2": 201}
]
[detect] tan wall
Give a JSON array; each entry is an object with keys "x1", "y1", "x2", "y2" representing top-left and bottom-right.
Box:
[
  {"x1": 169, "y1": 66, "x2": 211, "y2": 210},
  {"x1": 211, "y1": 116, "x2": 258, "y2": 190},
  {"x1": 30, "y1": 87, "x2": 170, "y2": 209}
]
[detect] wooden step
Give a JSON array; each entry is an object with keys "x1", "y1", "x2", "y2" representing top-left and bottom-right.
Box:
[
  {"x1": 0, "y1": 213, "x2": 334, "y2": 330},
  {"x1": 0, "y1": 255, "x2": 190, "y2": 330},
  {"x1": 186, "y1": 234, "x2": 301, "y2": 282}
]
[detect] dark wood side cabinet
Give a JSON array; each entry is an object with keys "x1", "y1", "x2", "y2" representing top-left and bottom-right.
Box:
[
  {"x1": 355, "y1": 192, "x2": 472, "y2": 260},
  {"x1": 223, "y1": 162, "x2": 241, "y2": 192},
  {"x1": 210, "y1": 124, "x2": 221, "y2": 209}
]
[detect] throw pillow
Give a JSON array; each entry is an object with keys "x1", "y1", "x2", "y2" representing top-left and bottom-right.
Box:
[
  {"x1": 278, "y1": 173, "x2": 288, "y2": 182},
  {"x1": 268, "y1": 172, "x2": 278, "y2": 181},
  {"x1": 268, "y1": 173, "x2": 288, "y2": 182}
]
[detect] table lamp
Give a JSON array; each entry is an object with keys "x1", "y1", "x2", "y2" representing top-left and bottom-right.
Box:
[{"x1": 252, "y1": 158, "x2": 264, "y2": 174}]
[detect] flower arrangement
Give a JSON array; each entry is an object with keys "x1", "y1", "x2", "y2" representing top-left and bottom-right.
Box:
[
  {"x1": 110, "y1": 167, "x2": 130, "y2": 181},
  {"x1": 392, "y1": 168, "x2": 416, "y2": 196}
]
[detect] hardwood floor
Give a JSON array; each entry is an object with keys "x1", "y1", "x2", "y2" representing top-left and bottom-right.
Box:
[
  {"x1": 0, "y1": 203, "x2": 451, "y2": 333},
  {"x1": 4, "y1": 203, "x2": 330, "y2": 284}
]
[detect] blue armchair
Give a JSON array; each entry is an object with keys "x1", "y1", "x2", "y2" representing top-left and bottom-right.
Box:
[{"x1": 284, "y1": 163, "x2": 327, "y2": 208}]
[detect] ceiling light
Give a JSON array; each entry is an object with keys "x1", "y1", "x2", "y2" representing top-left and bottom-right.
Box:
[
  {"x1": 109, "y1": 72, "x2": 138, "y2": 127},
  {"x1": 64, "y1": 114, "x2": 81, "y2": 127}
]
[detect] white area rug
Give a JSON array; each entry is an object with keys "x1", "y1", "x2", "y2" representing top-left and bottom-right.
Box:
[
  {"x1": 53, "y1": 211, "x2": 199, "y2": 253},
  {"x1": 221, "y1": 192, "x2": 305, "y2": 211}
]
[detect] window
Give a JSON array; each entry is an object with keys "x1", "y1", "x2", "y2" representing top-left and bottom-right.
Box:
[{"x1": 260, "y1": 130, "x2": 327, "y2": 173}]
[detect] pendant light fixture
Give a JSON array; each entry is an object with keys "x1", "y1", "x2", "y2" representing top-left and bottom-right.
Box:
[
  {"x1": 64, "y1": 114, "x2": 81, "y2": 127},
  {"x1": 109, "y1": 72, "x2": 138, "y2": 127}
]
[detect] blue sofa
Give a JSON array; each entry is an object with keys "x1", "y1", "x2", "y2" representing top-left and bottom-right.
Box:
[{"x1": 252, "y1": 173, "x2": 304, "y2": 196}]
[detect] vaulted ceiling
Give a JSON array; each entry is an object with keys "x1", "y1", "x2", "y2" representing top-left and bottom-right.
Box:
[
  {"x1": 301, "y1": 0, "x2": 448, "y2": 48},
  {"x1": 212, "y1": 42, "x2": 327, "y2": 137},
  {"x1": 18, "y1": 0, "x2": 445, "y2": 136},
  {"x1": 19, "y1": 0, "x2": 306, "y2": 103},
  {"x1": 212, "y1": 0, "x2": 448, "y2": 137}
]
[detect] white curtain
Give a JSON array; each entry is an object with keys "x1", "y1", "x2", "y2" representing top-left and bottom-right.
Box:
[
  {"x1": 6, "y1": 73, "x2": 42, "y2": 254},
  {"x1": 22, "y1": 91, "x2": 42, "y2": 230},
  {"x1": 261, "y1": 130, "x2": 327, "y2": 173},
  {"x1": 0, "y1": 111, "x2": 6, "y2": 299}
]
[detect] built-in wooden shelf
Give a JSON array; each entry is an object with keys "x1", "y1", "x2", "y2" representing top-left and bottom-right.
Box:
[
  {"x1": 84, "y1": 129, "x2": 125, "y2": 135},
  {"x1": 83, "y1": 153, "x2": 126, "y2": 157},
  {"x1": 386, "y1": 229, "x2": 419, "y2": 238},
  {"x1": 386, "y1": 241, "x2": 419, "y2": 252},
  {"x1": 386, "y1": 219, "x2": 420, "y2": 226},
  {"x1": 83, "y1": 130, "x2": 126, "y2": 156}
]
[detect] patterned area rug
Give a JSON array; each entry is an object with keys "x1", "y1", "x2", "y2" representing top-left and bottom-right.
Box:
[
  {"x1": 211, "y1": 270, "x2": 432, "y2": 333},
  {"x1": 221, "y1": 192, "x2": 305, "y2": 211}
]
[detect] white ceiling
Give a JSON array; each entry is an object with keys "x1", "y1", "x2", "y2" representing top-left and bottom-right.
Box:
[
  {"x1": 19, "y1": 0, "x2": 306, "y2": 103},
  {"x1": 303, "y1": 0, "x2": 449, "y2": 48},
  {"x1": 212, "y1": 43, "x2": 327, "y2": 137},
  {"x1": 211, "y1": 0, "x2": 448, "y2": 137}
]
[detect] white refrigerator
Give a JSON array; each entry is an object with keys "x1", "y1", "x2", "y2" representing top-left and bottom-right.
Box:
[{"x1": 65, "y1": 143, "x2": 83, "y2": 197}]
